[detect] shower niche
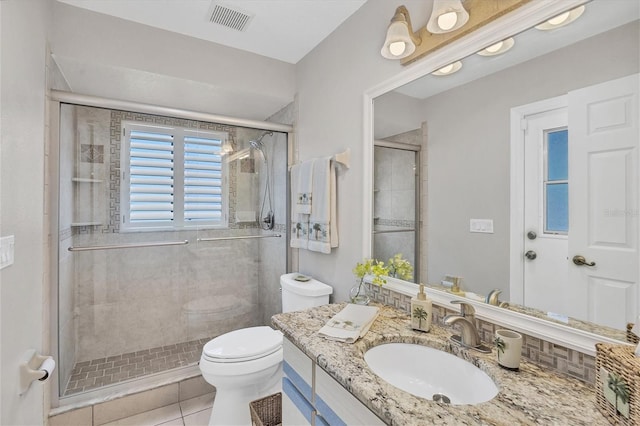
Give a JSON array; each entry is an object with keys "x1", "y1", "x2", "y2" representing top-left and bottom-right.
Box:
[{"x1": 63, "y1": 106, "x2": 109, "y2": 228}]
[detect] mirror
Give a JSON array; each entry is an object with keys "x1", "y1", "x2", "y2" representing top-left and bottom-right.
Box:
[
  {"x1": 373, "y1": 140, "x2": 421, "y2": 283},
  {"x1": 373, "y1": 0, "x2": 639, "y2": 342}
]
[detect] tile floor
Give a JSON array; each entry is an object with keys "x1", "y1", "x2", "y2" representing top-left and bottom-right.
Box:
[
  {"x1": 65, "y1": 338, "x2": 211, "y2": 395},
  {"x1": 102, "y1": 393, "x2": 214, "y2": 426}
]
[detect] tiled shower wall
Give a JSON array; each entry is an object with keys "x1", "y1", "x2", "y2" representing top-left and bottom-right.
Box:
[
  {"x1": 374, "y1": 127, "x2": 427, "y2": 282},
  {"x1": 57, "y1": 104, "x2": 289, "y2": 392},
  {"x1": 370, "y1": 284, "x2": 596, "y2": 384}
]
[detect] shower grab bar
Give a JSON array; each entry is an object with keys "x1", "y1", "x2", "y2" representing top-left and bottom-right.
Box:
[
  {"x1": 68, "y1": 240, "x2": 189, "y2": 252},
  {"x1": 197, "y1": 234, "x2": 281, "y2": 242},
  {"x1": 372, "y1": 229, "x2": 415, "y2": 234}
]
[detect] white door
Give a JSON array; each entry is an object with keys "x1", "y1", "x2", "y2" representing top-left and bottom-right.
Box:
[
  {"x1": 523, "y1": 108, "x2": 570, "y2": 315},
  {"x1": 566, "y1": 74, "x2": 639, "y2": 328},
  {"x1": 520, "y1": 74, "x2": 639, "y2": 329}
]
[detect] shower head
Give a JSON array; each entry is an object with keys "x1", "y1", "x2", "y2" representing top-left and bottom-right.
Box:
[{"x1": 249, "y1": 131, "x2": 273, "y2": 151}]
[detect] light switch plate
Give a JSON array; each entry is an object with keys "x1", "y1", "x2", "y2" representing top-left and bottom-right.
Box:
[
  {"x1": 0, "y1": 235, "x2": 15, "y2": 270},
  {"x1": 470, "y1": 219, "x2": 494, "y2": 234}
]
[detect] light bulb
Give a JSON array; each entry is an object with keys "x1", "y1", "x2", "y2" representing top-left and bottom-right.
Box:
[
  {"x1": 438, "y1": 64, "x2": 454, "y2": 74},
  {"x1": 548, "y1": 11, "x2": 570, "y2": 26},
  {"x1": 437, "y1": 11, "x2": 457, "y2": 31},
  {"x1": 485, "y1": 41, "x2": 504, "y2": 53},
  {"x1": 389, "y1": 41, "x2": 406, "y2": 57}
]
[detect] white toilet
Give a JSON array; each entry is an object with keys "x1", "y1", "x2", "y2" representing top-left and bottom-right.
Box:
[{"x1": 199, "y1": 273, "x2": 333, "y2": 426}]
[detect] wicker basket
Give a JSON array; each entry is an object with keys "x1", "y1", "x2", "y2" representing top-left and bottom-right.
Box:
[
  {"x1": 595, "y1": 343, "x2": 640, "y2": 425},
  {"x1": 249, "y1": 392, "x2": 282, "y2": 426},
  {"x1": 626, "y1": 323, "x2": 639, "y2": 344}
]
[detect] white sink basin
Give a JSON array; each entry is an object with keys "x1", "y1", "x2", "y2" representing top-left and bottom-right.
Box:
[{"x1": 364, "y1": 343, "x2": 498, "y2": 405}]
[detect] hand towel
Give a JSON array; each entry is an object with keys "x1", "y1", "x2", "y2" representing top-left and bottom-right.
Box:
[
  {"x1": 296, "y1": 159, "x2": 314, "y2": 215},
  {"x1": 307, "y1": 157, "x2": 338, "y2": 253},
  {"x1": 318, "y1": 304, "x2": 379, "y2": 344},
  {"x1": 290, "y1": 163, "x2": 309, "y2": 249}
]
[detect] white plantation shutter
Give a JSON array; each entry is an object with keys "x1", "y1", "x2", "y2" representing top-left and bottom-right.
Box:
[
  {"x1": 121, "y1": 122, "x2": 228, "y2": 230},
  {"x1": 184, "y1": 133, "x2": 224, "y2": 222},
  {"x1": 128, "y1": 129, "x2": 175, "y2": 223}
]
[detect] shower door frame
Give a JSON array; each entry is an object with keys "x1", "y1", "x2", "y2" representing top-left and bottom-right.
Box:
[
  {"x1": 372, "y1": 139, "x2": 422, "y2": 283},
  {"x1": 49, "y1": 91, "x2": 294, "y2": 409}
]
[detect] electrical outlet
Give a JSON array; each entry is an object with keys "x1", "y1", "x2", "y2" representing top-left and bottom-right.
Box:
[{"x1": 470, "y1": 219, "x2": 494, "y2": 234}]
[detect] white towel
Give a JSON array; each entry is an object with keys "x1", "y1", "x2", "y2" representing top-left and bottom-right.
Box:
[
  {"x1": 290, "y1": 163, "x2": 309, "y2": 249},
  {"x1": 296, "y1": 159, "x2": 314, "y2": 215},
  {"x1": 318, "y1": 304, "x2": 379, "y2": 344},
  {"x1": 307, "y1": 157, "x2": 338, "y2": 253}
]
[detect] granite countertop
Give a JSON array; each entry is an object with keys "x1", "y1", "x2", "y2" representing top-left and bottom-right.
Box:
[{"x1": 272, "y1": 303, "x2": 609, "y2": 426}]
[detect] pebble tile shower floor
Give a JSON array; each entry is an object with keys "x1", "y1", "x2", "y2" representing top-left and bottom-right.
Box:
[{"x1": 64, "y1": 338, "x2": 210, "y2": 396}]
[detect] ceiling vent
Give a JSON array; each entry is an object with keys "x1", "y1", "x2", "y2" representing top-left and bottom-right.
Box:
[{"x1": 208, "y1": 2, "x2": 254, "y2": 32}]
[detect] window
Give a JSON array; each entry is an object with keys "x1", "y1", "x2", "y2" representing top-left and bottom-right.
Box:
[
  {"x1": 544, "y1": 128, "x2": 568, "y2": 234},
  {"x1": 120, "y1": 122, "x2": 228, "y2": 231}
]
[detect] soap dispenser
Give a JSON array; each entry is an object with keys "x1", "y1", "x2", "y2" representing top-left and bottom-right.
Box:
[{"x1": 411, "y1": 284, "x2": 432, "y2": 332}]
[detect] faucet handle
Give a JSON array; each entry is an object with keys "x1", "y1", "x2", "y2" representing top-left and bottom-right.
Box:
[{"x1": 451, "y1": 300, "x2": 476, "y2": 318}]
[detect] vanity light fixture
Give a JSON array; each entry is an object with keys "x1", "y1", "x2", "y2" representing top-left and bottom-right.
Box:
[
  {"x1": 380, "y1": 5, "x2": 421, "y2": 59},
  {"x1": 426, "y1": 0, "x2": 469, "y2": 34},
  {"x1": 431, "y1": 61, "x2": 462, "y2": 76},
  {"x1": 535, "y1": 5, "x2": 585, "y2": 31},
  {"x1": 476, "y1": 37, "x2": 515, "y2": 56},
  {"x1": 381, "y1": 1, "x2": 530, "y2": 65}
]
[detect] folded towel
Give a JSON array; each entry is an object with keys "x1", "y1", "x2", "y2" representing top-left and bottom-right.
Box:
[
  {"x1": 318, "y1": 304, "x2": 379, "y2": 344},
  {"x1": 308, "y1": 157, "x2": 338, "y2": 253},
  {"x1": 296, "y1": 159, "x2": 314, "y2": 215},
  {"x1": 290, "y1": 163, "x2": 309, "y2": 249}
]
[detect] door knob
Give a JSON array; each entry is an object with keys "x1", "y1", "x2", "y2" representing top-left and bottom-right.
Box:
[
  {"x1": 572, "y1": 255, "x2": 596, "y2": 267},
  {"x1": 524, "y1": 250, "x2": 537, "y2": 260}
]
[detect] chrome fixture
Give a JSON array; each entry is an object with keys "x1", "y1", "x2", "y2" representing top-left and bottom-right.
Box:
[
  {"x1": 444, "y1": 301, "x2": 491, "y2": 353},
  {"x1": 249, "y1": 131, "x2": 275, "y2": 230}
]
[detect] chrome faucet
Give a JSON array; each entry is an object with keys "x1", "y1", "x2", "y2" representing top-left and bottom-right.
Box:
[{"x1": 443, "y1": 300, "x2": 491, "y2": 353}]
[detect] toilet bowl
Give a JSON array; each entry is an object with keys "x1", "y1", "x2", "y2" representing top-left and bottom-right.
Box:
[
  {"x1": 199, "y1": 273, "x2": 332, "y2": 426},
  {"x1": 199, "y1": 326, "x2": 283, "y2": 426}
]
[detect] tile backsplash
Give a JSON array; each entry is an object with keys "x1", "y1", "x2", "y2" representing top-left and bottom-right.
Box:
[{"x1": 369, "y1": 284, "x2": 596, "y2": 385}]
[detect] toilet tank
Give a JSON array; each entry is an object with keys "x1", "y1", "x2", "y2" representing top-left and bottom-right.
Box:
[{"x1": 281, "y1": 273, "x2": 333, "y2": 313}]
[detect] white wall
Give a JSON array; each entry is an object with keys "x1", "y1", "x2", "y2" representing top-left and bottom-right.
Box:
[
  {"x1": 0, "y1": 0, "x2": 50, "y2": 424},
  {"x1": 50, "y1": 1, "x2": 296, "y2": 121},
  {"x1": 294, "y1": 1, "x2": 419, "y2": 302}
]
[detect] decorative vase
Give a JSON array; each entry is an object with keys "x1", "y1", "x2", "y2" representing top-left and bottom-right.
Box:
[
  {"x1": 349, "y1": 281, "x2": 371, "y2": 305},
  {"x1": 495, "y1": 329, "x2": 523, "y2": 370}
]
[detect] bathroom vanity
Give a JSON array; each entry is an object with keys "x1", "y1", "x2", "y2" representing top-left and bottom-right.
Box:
[{"x1": 272, "y1": 303, "x2": 608, "y2": 425}]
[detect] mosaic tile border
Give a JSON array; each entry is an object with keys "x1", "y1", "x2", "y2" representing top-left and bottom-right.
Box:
[
  {"x1": 64, "y1": 337, "x2": 210, "y2": 396},
  {"x1": 369, "y1": 284, "x2": 596, "y2": 384}
]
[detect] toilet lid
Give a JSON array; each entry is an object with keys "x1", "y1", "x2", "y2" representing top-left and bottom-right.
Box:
[{"x1": 202, "y1": 326, "x2": 283, "y2": 362}]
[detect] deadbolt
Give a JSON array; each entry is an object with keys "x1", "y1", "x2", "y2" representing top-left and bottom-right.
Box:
[
  {"x1": 527, "y1": 231, "x2": 537, "y2": 240},
  {"x1": 525, "y1": 250, "x2": 537, "y2": 260}
]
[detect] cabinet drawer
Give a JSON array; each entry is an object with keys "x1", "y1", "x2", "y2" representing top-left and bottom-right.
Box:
[
  {"x1": 315, "y1": 367, "x2": 385, "y2": 426},
  {"x1": 283, "y1": 338, "x2": 313, "y2": 400}
]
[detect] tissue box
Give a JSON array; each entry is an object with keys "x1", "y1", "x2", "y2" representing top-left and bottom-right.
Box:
[{"x1": 595, "y1": 343, "x2": 640, "y2": 425}]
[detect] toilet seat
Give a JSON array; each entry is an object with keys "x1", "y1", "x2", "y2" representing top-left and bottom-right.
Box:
[{"x1": 202, "y1": 326, "x2": 283, "y2": 363}]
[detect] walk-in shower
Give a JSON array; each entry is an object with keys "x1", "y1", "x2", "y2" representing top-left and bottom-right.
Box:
[{"x1": 52, "y1": 96, "x2": 290, "y2": 404}]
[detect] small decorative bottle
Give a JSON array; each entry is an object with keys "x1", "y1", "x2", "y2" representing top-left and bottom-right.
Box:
[{"x1": 411, "y1": 284, "x2": 432, "y2": 332}]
